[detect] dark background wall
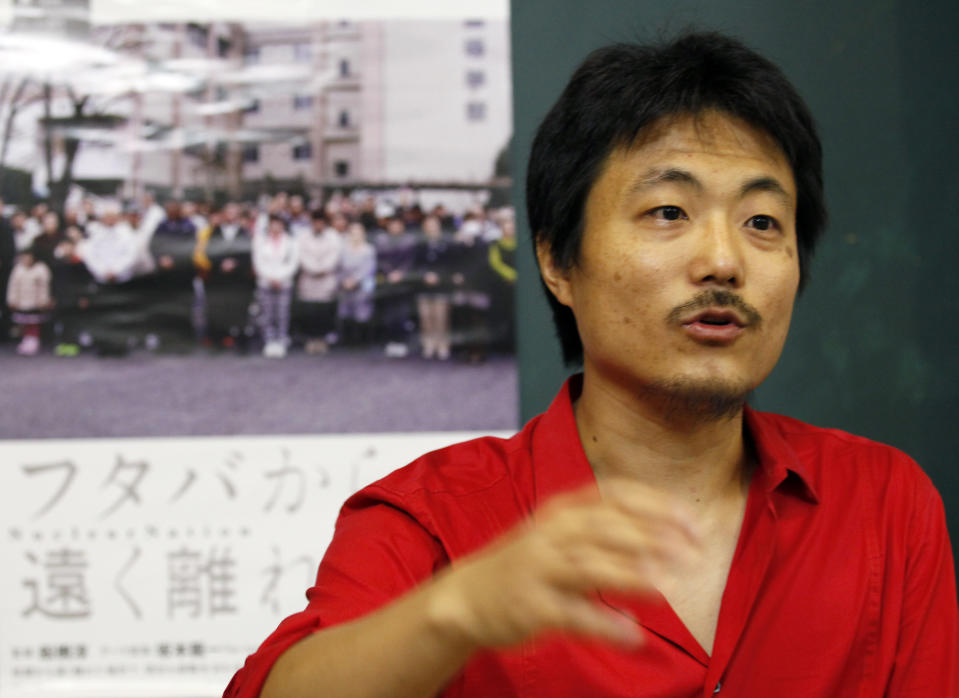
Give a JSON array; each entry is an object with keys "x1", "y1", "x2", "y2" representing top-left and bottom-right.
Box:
[{"x1": 511, "y1": 1, "x2": 959, "y2": 570}]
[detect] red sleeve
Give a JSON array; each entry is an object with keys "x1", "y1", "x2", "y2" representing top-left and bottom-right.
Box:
[
  {"x1": 223, "y1": 494, "x2": 447, "y2": 698},
  {"x1": 885, "y1": 480, "x2": 959, "y2": 696}
]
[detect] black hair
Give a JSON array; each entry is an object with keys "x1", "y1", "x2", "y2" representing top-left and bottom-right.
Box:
[
  {"x1": 527, "y1": 31, "x2": 827, "y2": 365},
  {"x1": 268, "y1": 213, "x2": 289, "y2": 229}
]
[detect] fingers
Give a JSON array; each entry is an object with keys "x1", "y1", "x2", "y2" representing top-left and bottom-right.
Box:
[
  {"x1": 550, "y1": 594, "x2": 643, "y2": 649},
  {"x1": 434, "y1": 479, "x2": 703, "y2": 650},
  {"x1": 539, "y1": 479, "x2": 702, "y2": 547},
  {"x1": 600, "y1": 479, "x2": 704, "y2": 547},
  {"x1": 495, "y1": 578, "x2": 644, "y2": 649},
  {"x1": 536, "y1": 481, "x2": 703, "y2": 586},
  {"x1": 546, "y1": 543, "x2": 660, "y2": 595},
  {"x1": 543, "y1": 501, "x2": 697, "y2": 561}
]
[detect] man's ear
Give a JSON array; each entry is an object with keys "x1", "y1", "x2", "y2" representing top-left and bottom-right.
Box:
[{"x1": 535, "y1": 239, "x2": 573, "y2": 308}]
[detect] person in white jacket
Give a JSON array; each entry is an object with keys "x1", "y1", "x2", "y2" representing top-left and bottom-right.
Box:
[
  {"x1": 295, "y1": 209, "x2": 342, "y2": 354},
  {"x1": 253, "y1": 214, "x2": 299, "y2": 358},
  {"x1": 78, "y1": 203, "x2": 139, "y2": 284},
  {"x1": 73, "y1": 202, "x2": 142, "y2": 354}
]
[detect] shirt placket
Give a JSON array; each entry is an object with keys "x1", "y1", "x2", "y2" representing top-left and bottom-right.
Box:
[{"x1": 700, "y1": 478, "x2": 779, "y2": 697}]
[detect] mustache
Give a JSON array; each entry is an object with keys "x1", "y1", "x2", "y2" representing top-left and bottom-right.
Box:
[{"x1": 666, "y1": 289, "x2": 763, "y2": 327}]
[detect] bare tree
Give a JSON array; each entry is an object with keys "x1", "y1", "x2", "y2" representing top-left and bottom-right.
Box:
[{"x1": 0, "y1": 76, "x2": 34, "y2": 195}]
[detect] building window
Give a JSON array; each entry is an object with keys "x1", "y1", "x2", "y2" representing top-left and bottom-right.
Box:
[
  {"x1": 186, "y1": 23, "x2": 207, "y2": 49},
  {"x1": 293, "y1": 94, "x2": 313, "y2": 110},
  {"x1": 464, "y1": 38, "x2": 484, "y2": 57},
  {"x1": 334, "y1": 160, "x2": 350, "y2": 178},
  {"x1": 292, "y1": 143, "x2": 312, "y2": 160},
  {"x1": 293, "y1": 42, "x2": 312, "y2": 63},
  {"x1": 244, "y1": 47, "x2": 260, "y2": 65},
  {"x1": 338, "y1": 110, "x2": 351, "y2": 128},
  {"x1": 464, "y1": 19, "x2": 485, "y2": 28},
  {"x1": 466, "y1": 70, "x2": 485, "y2": 89},
  {"x1": 245, "y1": 98, "x2": 260, "y2": 114},
  {"x1": 242, "y1": 144, "x2": 259, "y2": 163},
  {"x1": 339, "y1": 58, "x2": 351, "y2": 77},
  {"x1": 466, "y1": 102, "x2": 486, "y2": 122}
]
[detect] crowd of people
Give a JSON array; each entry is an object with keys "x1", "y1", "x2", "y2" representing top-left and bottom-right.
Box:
[{"x1": 0, "y1": 191, "x2": 517, "y2": 360}]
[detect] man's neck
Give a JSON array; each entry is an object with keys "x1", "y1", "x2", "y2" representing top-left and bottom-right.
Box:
[{"x1": 573, "y1": 373, "x2": 752, "y2": 508}]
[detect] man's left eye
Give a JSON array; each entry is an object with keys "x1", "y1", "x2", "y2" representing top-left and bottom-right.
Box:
[{"x1": 747, "y1": 215, "x2": 778, "y2": 231}]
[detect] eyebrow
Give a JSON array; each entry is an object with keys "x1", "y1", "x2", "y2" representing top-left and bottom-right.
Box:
[
  {"x1": 628, "y1": 167, "x2": 702, "y2": 195},
  {"x1": 627, "y1": 168, "x2": 794, "y2": 207},
  {"x1": 739, "y1": 176, "x2": 794, "y2": 207}
]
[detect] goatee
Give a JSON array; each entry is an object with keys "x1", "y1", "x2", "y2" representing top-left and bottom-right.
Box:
[{"x1": 641, "y1": 377, "x2": 750, "y2": 424}]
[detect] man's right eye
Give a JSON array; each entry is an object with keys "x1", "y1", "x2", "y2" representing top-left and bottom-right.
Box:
[{"x1": 650, "y1": 206, "x2": 687, "y2": 221}]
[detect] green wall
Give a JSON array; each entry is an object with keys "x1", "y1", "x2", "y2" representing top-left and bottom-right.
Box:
[{"x1": 512, "y1": 1, "x2": 959, "y2": 561}]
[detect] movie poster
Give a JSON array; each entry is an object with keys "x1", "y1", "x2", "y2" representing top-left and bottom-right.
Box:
[{"x1": 0, "y1": 1, "x2": 512, "y2": 696}]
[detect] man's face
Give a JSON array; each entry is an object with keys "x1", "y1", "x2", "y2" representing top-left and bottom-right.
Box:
[{"x1": 541, "y1": 111, "x2": 800, "y2": 413}]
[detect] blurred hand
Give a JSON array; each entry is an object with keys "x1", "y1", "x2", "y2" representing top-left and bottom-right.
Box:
[{"x1": 428, "y1": 480, "x2": 702, "y2": 650}]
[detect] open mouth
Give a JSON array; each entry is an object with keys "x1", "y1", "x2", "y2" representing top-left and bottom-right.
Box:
[
  {"x1": 688, "y1": 310, "x2": 744, "y2": 328},
  {"x1": 680, "y1": 309, "x2": 747, "y2": 343}
]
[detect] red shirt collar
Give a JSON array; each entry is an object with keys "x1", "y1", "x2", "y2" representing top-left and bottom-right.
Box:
[
  {"x1": 530, "y1": 375, "x2": 820, "y2": 507},
  {"x1": 743, "y1": 406, "x2": 820, "y2": 505}
]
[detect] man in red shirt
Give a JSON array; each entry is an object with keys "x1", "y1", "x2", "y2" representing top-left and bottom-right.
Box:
[{"x1": 226, "y1": 32, "x2": 958, "y2": 697}]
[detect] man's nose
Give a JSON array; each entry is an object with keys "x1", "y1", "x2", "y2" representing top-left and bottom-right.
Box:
[{"x1": 688, "y1": 217, "x2": 745, "y2": 288}]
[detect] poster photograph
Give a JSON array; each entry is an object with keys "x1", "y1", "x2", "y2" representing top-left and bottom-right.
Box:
[{"x1": 0, "y1": 1, "x2": 513, "y2": 696}]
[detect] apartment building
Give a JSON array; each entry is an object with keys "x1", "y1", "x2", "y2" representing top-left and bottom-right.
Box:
[{"x1": 57, "y1": 18, "x2": 510, "y2": 201}]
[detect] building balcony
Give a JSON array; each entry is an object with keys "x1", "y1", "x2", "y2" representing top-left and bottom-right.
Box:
[
  {"x1": 325, "y1": 23, "x2": 362, "y2": 40},
  {"x1": 322, "y1": 124, "x2": 359, "y2": 143},
  {"x1": 326, "y1": 73, "x2": 361, "y2": 91}
]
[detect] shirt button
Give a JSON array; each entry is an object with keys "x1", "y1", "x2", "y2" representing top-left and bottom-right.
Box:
[{"x1": 713, "y1": 681, "x2": 722, "y2": 694}]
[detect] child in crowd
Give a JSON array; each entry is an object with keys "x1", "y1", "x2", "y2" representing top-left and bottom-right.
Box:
[
  {"x1": 6, "y1": 246, "x2": 52, "y2": 355},
  {"x1": 253, "y1": 214, "x2": 299, "y2": 358},
  {"x1": 414, "y1": 215, "x2": 455, "y2": 360}
]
